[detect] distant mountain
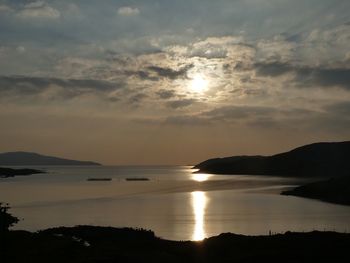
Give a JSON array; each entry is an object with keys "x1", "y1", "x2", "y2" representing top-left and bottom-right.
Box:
[
  {"x1": 195, "y1": 141, "x2": 350, "y2": 177},
  {"x1": 0, "y1": 152, "x2": 101, "y2": 166}
]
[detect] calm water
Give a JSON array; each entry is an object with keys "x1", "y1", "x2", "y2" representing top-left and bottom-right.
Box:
[{"x1": 1, "y1": 166, "x2": 350, "y2": 241}]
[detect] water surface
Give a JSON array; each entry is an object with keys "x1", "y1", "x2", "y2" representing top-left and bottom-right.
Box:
[{"x1": 1, "y1": 166, "x2": 349, "y2": 240}]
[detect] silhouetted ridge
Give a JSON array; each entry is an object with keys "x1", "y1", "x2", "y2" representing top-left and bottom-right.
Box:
[
  {"x1": 0, "y1": 152, "x2": 101, "y2": 166},
  {"x1": 195, "y1": 141, "x2": 350, "y2": 177}
]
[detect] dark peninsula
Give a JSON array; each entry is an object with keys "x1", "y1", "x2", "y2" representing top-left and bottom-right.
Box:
[
  {"x1": 0, "y1": 152, "x2": 101, "y2": 166},
  {"x1": 282, "y1": 176, "x2": 350, "y2": 206},
  {"x1": 195, "y1": 141, "x2": 350, "y2": 178},
  {"x1": 0, "y1": 167, "x2": 44, "y2": 178}
]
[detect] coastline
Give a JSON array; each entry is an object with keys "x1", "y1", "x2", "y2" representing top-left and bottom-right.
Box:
[{"x1": 0, "y1": 167, "x2": 44, "y2": 178}]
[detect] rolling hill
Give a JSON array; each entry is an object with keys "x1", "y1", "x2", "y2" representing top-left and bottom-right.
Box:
[{"x1": 195, "y1": 141, "x2": 350, "y2": 177}]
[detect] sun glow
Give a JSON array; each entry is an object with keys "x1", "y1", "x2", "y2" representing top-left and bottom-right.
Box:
[
  {"x1": 190, "y1": 74, "x2": 208, "y2": 93},
  {"x1": 191, "y1": 191, "x2": 208, "y2": 241}
]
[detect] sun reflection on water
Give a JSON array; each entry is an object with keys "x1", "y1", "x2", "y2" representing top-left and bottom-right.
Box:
[
  {"x1": 192, "y1": 173, "x2": 211, "y2": 182},
  {"x1": 191, "y1": 191, "x2": 208, "y2": 241}
]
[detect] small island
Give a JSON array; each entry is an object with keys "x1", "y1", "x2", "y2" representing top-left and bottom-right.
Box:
[{"x1": 0, "y1": 167, "x2": 44, "y2": 178}]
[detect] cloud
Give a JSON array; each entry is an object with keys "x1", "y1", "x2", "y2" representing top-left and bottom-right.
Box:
[
  {"x1": 254, "y1": 62, "x2": 292, "y2": 76},
  {"x1": 0, "y1": 76, "x2": 121, "y2": 101},
  {"x1": 256, "y1": 35, "x2": 296, "y2": 62},
  {"x1": 156, "y1": 89, "x2": 176, "y2": 99},
  {"x1": 166, "y1": 36, "x2": 252, "y2": 59},
  {"x1": 190, "y1": 36, "x2": 245, "y2": 59},
  {"x1": 147, "y1": 65, "x2": 192, "y2": 79},
  {"x1": 123, "y1": 70, "x2": 159, "y2": 81},
  {"x1": 203, "y1": 105, "x2": 277, "y2": 121},
  {"x1": 164, "y1": 115, "x2": 209, "y2": 125},
  {"x1": 255, "y1": 62, "x2": 350, "y2": 89},
  {"x1": 117, "y1": 6, "x2": 140, "y2": 16},
  {"x1": 0, "y1": 4, "x2": 12, "y2": 12},
  {"x1": 306, "y1": 101, "x2": 350, "y2": 133},
  {"x1": 325, "y1": 101, "x2": 350, "y2": 116},
  {"x1": 167, "y1": 99, "x2": 196, "y2": 109},
  {"x1": 16, "y1": 1, "x2": 60, "y2": 19},
  {"x1": 128, "y1": 93, "x2": 147, "y2": 105}
]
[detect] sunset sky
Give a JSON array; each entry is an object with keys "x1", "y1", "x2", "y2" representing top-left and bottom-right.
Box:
[{"x1": 0, "y1": 0, "x2": 349, "y2": 165}]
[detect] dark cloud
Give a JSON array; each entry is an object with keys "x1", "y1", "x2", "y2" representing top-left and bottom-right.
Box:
[
  {"x1": 0, "y1": 75, "x2": 121, "y2": 99},
  {"x1": 123, "y1": 64, "x2": 193, "y2": 81},
  {"x1": 312, "y1": 68, "x2": 350, "y2": 89},
  {"x1": 128, "y1": 93, "x2": 148, "y2": 104},
  {"x1": 156, "y1": 89, "x2": 176, "y2": 99},
  {"x1": 124, "y1": 70, "x2": 159, "y2": 81},
  {"x1": 255, "y1": 62, "x2": 292, "y2": 76},
  {"x1": 147, "y1": 64, "x2": 193, "y2": 80},
  {"x1": 167, "y1": 98, "x2": 196, "y2": 109},
  {"x1": 255, "y1": 62, "x2": 350, "y2": 89},
  {"x1": 233, "y1": 61, "x2": 253, "y2": 71}
]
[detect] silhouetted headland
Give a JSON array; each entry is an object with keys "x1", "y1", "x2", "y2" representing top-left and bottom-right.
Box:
[
  {"x1": 195, "y1": 141, "x2": 350, "y2": 178},
  {"x1": 0, "y1": 152, "x2": 101, "y2": 166},
  {"x1": 282, "y1": 176, "x2": 350, "y2": 206},
  {"x1": 0, "y1": 167, "x2": 44, "y2": 178},
  {"x1": 2, "y1": 226, "x2": 350, "y2": 263}
]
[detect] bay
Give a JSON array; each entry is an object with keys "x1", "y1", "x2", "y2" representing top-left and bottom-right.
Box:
[{"x1": 1, "y1": 166, "x2": 350, "y2": 240}]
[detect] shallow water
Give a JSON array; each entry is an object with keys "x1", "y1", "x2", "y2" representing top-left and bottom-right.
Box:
[{"x1": 1, "y1": 166, "x2": 350, "y2": 240}]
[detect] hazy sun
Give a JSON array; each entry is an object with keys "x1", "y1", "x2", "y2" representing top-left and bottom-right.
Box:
[{"x1": 190, "y1": 74, "x2": 208, "y2": 93}]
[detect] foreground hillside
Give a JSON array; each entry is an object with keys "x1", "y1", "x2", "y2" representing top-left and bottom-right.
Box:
[
  {"x1": 195, "y1": 141, "x2": 350, "y2": 177},
  {"x1": 2, "y1": 226, "x2": 350, "y2": 263}
]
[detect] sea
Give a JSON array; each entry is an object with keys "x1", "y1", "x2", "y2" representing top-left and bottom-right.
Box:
[{"x1": 1, "y1": 166, "x2": 350, "y2": 241}]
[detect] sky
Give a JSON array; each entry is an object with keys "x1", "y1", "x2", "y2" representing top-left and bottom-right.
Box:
[{"x1": 0, "y1": 0, "x2": 349, "y2": 165}]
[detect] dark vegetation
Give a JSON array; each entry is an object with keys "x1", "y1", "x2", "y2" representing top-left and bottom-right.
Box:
[
  {"x1": 1, "y1": 203, "x2": 350, "y2": 262},
  {"x1": 0, "y1": 167, "x2": 44, "y2": 178},
  {"x1": 0, "y1": 203, "x2": 19, "y2": 233},
  {"x1": 0, "y1": 152, "x2": 101, "y2": 166},
  {"x1": 195, "y1": 141, "x2": 350, "y2": 178},
  {"x1": 282, "y1": 176, "x2": 350, "y2": 206},
  {"x1": 2, "y1": 226, "x2": 350, "y2": 263}
]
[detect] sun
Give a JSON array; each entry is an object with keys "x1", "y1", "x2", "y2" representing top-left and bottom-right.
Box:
[{"x1": 190, "y1": 74, "x2": 208, "y2": 93}]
